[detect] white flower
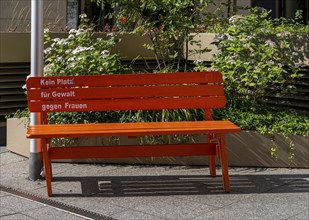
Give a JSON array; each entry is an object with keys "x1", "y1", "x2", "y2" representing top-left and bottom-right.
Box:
[
  {"x1": 22, "y1": 84, "x2": 26, "y2": 90},
  {"x1": 266, "y1": 60, "x2": 275, "y2": 65},
  {"x1": 43, "y1": 64, "x2": 52, "y2": 73},
  {"x1": 54, "y1": 57, "x2": 62, "y2": 63},
  {"x1": 68, "y1": 57, "x2": 75, "y2": 62},
  {"x1": 247, "y1": 35, "x2": 255, "y2": 40},
  {"x1": 214, "y1": 34, "x2": 228, "y2": 41},
  {"x1": 79, "y1": 13, "x2": 87, "y2": 19},
  {"x1": 226, "y1": 55, "x2": 237, "y2": 64},
  {"x1": 292, "y1": 52, "x2": 299, "y2": 56},
  {"x1": 69, "y1": 29, "x2": 77, "y2": 34},
  {"x1": 227, "y1": 35, "x2": 235, "y2": 41},
  {"x1": 76, "y1": 29, "x2": 84, "y2": 36},
  {"x1": 244, "y1": 43, "x2": 250, "y2": 49},
  {"x1": 229, "y1": 15, "x2": 243, "y2": 24},
  {"x1": 261, "y1": 28, "x2": 270, "y2": 33},
  {"x1": 65, "y1": 49, "x2": 72, "y2": 54},
  {"x1": 265, "y1": 40, "x2": 275, "y2": 47},
  {"x1": 107, "y1": 32, "x2": 115, "y2": 37},
  {"x1": 71, "y1": 46, "x2": 94, "y2": 55},
  {"x1": 44, "y1": 47, "x2": 52, "y2": 54},
  {"x1": 44, "y1": 28, "x2": 50, "y2": 33},
  {"x1": 287, "y1": 85, "x2": 296, "y2": 89},
  {"x1": 281, "y1": 31, "x2": 292, "y2": 37},
  {"x1": 56, "y1": 39, "x2": 68, "y2": 45},
  {"x1": 101, "y1": 50, "x2": 110, "y2": 58},
  {"x1": 193, "y1": 60, "x2": 203, "y2": 64},
  {"x1": 294, "y1": 62, "x2": 301, "y2": 68},
  {"x1": 68, "y1": 63, "x2": 75, "y2": 68}
]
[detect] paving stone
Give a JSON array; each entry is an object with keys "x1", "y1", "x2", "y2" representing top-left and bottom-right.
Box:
[
  {"x1": 194, "y1": 206, "x2": 267, "y2": 220},
  {"x1": 0, "y1": 177, "x2": 46, "y2": 193},
  {"x1": 289, "y1": 209, "x2": 309, "y2": 220},
  {"x1": 0, "y1": 152, "x2": 27, "y2": 166},
  {"x1": 0, "y1": 160, "x2": 29, "y2": 181},
  {"x1": 104, "y1": 196, "x2": 174, "y2": 209},
  {"x1": 0, "y1": 213, "x2": 35, "y2": 220},
  {"x1": 0, "y1": 191, "x2": 10, "y2": 197},
  {"x1": 0, "y1": 194, "x2": 43, "y2": 212},
  {"x1": 173, "y1": 193, "x2": 253, "y2": 208},
  {"x1": 22, "y1": 206, "x2": 86, "y2": 220},
  {"x1": 0, "y1": 207, "x2": 17, "y2": 217},
  {"x1": 249, "y1": 193, "x2": 309, "y2": 219},
  {"x1": 0, "y1": 146, "x2": 7, "y2": 153},
  {"x1": 65, "y1": 197, "x2": 129, "y2": 216},
  {"x1": 119, "y1": 196, "x2": 216, "y2": 219},
  {"x1": 196, "y1": 193, "x2": 309, "y2": 220},
  {"x1": 111, "y1": 210, "x2": 164, "y2": 220}
]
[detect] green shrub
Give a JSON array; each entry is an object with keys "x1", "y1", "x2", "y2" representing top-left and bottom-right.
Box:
[
  {"x1": 213, "y1": 102, "x2": 308, "y2": 137},
  {"x1": 44, "y1": 15, "x2": 125, "y2": 76},
  {"x1": 210, "y1": 8, "x2": 308, "y2": 103},
  {"x1": 201, "y1": 8, "x2": 309, "y2": 162},
  {"x1": 92, "y1": 0, "x2": 221, "y2": 71}
]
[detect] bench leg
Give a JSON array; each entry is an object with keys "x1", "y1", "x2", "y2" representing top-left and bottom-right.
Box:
[
  {"x1": 42, "y1": 139, "x2": 53, "y2": 197},
  {"x1": 217, "y1": 134, "x2": 230, "y2": 193},
  {"x1": 46, "y1": 139, "x2": 53, "y2": 179},
  {"x1": 207, "y1": 134, "x2": 216, "y2": 177},
  {"x1": 208, "y1": 156, "x2": 216, "y2": 177}
]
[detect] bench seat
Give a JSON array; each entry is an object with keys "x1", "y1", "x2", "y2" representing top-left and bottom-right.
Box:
[{"x1": 27, "y1": 121, "x2": 240, "y2": 138}]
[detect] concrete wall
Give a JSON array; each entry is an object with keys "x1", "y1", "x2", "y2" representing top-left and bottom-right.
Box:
[
  {"x1": 0, "y1": 32, "x2": 154, "y2": 63},
  {"x1": 0, "y1": 33, "x2": 31, "y2": 62},
  {"x1": 0, "y1": 0, "x2": 67, "y2": 32},
  {"x1": 7, "y1": 118, "x2": 309, "y2": 168}
]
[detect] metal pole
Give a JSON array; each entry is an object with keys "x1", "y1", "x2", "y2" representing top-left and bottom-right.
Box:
[{"x1": 29, "y1": 0, "x2": 44, "y2": 180}]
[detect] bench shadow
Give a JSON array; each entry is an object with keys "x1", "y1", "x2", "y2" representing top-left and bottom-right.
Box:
[{"x1": 51, "y1": 173, "x2": 309, "y2": 197}]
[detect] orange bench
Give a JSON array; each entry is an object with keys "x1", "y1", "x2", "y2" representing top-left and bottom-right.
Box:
[{"x1": 26, "y1": 72, "x2": 240, "y2": 196}]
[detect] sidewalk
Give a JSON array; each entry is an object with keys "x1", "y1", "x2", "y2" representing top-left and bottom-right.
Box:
[{"x1": 1, "y1": 145, "x2": 308, "y2": 220}]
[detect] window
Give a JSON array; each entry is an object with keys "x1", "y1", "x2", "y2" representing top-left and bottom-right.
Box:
[{"x1": 252, "y1": 0, "x2": 308, "y2": 24}]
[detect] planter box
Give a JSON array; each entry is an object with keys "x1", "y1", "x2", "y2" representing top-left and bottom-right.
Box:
[
  {"x1": 6, "y1": 118, "x2": 308, "y2": 168},
  {"x1": 6, "y1": 117, "x2": 30, "y2": 157},
  {"x1": 226, "y1": 132, "x2": 308, "y2": 168},
  {"x1": 2, "y1": 32, "x2": 308, "y2": 65},
  {"x1": 0, "y1": 32, "x2": 155, "y2": 63},
  {"x1": 187, "y1": 33, "x2": 309, "y2": 65}
]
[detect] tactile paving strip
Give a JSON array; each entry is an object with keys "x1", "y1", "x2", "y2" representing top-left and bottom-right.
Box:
[{"x1": 0, "y1": 184, "x2": 116, "y2": 220}]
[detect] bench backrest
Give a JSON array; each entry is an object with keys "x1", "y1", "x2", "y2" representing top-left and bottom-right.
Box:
[{"x1": 26, "y1": 72, "x2": 225, "y2": 114}]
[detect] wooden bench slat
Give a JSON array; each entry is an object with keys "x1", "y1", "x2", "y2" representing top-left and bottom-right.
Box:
[
  {"x1": 27, "y1": 121, "x2": 240, "y2": 138},
  {"x1": 28, "y1": 97, "x2": 226, "y2": 112},
  {"x1": 27, "y1": 84, "x2": 225, "y2": 101},
  {"x1": 26, "y1": 72, "x2": 223, "y2": 88},
  {"x1": 49, "y1": 144, "x2": 217, "y2": 159}
]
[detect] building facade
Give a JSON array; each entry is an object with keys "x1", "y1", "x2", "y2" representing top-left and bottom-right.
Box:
[{"x1": 0, "y1": 0, "x2": 308, "y2": 32}]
